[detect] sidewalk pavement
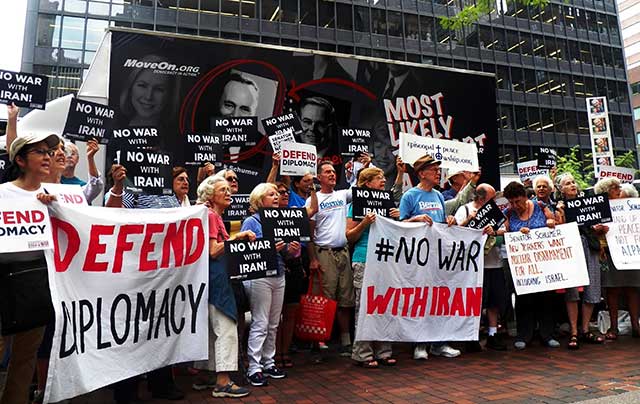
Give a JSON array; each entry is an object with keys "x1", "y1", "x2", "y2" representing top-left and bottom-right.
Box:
[{"x1": 45, "y1": 336, "x2": 640, "y2": 403}]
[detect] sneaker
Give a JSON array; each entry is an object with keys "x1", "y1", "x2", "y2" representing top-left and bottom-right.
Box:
[
  {"x1": 413, "y1": 344, "x2": 429, "y2": 360},
  {"x1": 546, "y1": 338, "x2": 560, "y2": 348},
  {"x1": 514, "y1": 340, "x2": 526, "y2": 350},
  {"x1": 192, "y1": 376, "x2": 218, "y2": 391},
  {"x1": 487, "y1": 335, "x2": 507, "y2": 351},
  {"x1": 429, "y1": 344, "x2": 461, "y2": 358},
  {"x1": 318, "y1": 342, "x2": 329, "y2": 350},
  {"x1": 263, "y1": 366, "x2": 287, "y2": 379},
  {"x1": 339, "y1": 344, "x2": 352, "y2": 357},
  {"x1": 211, "y1": 382, "x2": 250, "y2": 398},
  {"x1": 247, "y1": 372, "x2": 268, "y2": 386}
]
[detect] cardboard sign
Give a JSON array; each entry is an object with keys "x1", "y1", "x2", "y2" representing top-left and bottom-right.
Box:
[
  {"x1": 597, "y1": 165, "x2": 635, "y2": 184},
  {"x1": 340, "y1": 127, "x2": 371, "y2": 157},
  {"x1": 399, "y1": 132, "x2": 479, "y2": 172},
  {"x1": 211, "y1": 116, "x2": 258, "y2": 146},
  {"x1": 119, "y1": 149, "x2": 173, "y2": 195},
  {"x1": 182, "y1": 132, "x2": 223, "y2": 166},
  {"x1": 564, "y1": 194, "x2": 612, "y2": 226},
  {"x1": 263, "y1": 113, "x2": 302, "y2": 153},
  {"x1": 355, "y1": 217, "x2": 486, "y2": 342},
  {"x1": 0, "y1": 198, "x2": 53, "y2": 252},
  {"x1": 516, "y1": 160, "x2": 548, "y2": 183},
  {"x1": 0, "y1": 69, "x2": 48, "y2": 109},
  {"x1": 467, "y1": 199, "x2": 506, "y2": 231},
  {"x1": 505, "y1": 223, "x2": 589, "y2": 295},
  {"x1": 605, "y1": 198, "x2": 640, "y2": 270},
  {"x1": 537, "y1": 147, "x2": 557, "y2": 169},
  {"x1": 112, "y1": 126, "x2": 161, "y2": 148},
  {"x1": 225, "y1": 238, "x2": 279, "y2": 280},
  {"x1": 259, "y1": 208, "x2": 311, "y2": 242},
  {"x1": 222, "y1": 194, "x2": 250, "y2": 221},
  {"x1": 351, "y1": 187, "x2": 395, "y2": 220},
  {"x1": 280, "y1": 142, "x2": 317, "y2": 176},
  {"x1": 0, "y1": 153, "x2": 9, "y2": 182},
  {"x1": 63, "y1": 98, "x2": 115, "y2": 144},
  {"x1": 43, "y1": 204, "x2": 208, "y2": 403},
  {"x1": 42, "y1": 183, "x2": 87, "y2": 205}
]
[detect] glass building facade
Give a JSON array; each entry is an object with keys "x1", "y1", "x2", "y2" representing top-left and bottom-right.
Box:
[{"x1": 23, "y1": 0, "x2": 637, "y2": 169}]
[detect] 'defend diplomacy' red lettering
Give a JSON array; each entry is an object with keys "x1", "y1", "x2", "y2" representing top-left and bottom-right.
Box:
[
  {"x1": 51, "y1": 218, "x2": 205, "y2": 273},
  {"x1": 366, "y1": 286, "x2": 482, "y2": 318}
]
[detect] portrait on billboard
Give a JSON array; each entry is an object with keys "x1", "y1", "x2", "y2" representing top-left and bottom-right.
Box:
[
  {"x1": 591, "y1": 117, "x2": 607, "y2": 133},
  {"x1": 589, "y1": 97, "x2": 605, "y2": 115}
]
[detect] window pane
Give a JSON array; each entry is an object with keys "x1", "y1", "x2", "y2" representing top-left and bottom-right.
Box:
[
  {"x1": 61, "y1": 16, "x2": 86, "y2": 49},
  {"x1": 88, "y1": 1, "x2": 110, "y2": 16},
  {"x1": 300, "y1": 0, "x2": 317, "y2": 25},
  {"x1": 354, "y1": 6, "x2": 369, "y2": 32},
  {"x1": 318, "y1": 0, "x2": 335, "y2": 28},
  {"x1": 388, "y1": 11, "x2": 402, "y2": 37},
  {"x1": 337, "y1": 3, "x2": 352, "y2": 30},
  {"x1": 64, "y1": 0, "x2": 87, "y2": 13},
  {"x1": 85, "y1": 19, "x2": 108, "y2": 51},
  {"x1": 37, "y1": 15, "x2": 61, "y2": 47}
]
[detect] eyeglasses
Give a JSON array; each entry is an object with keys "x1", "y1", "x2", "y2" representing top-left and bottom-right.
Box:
[
  {"x1": 27, "y1": 149, "x2": 55, "y2": 157},
  {"x1": 226, "y1": 176, "x2": 238, "y2": 183},
  {"x1": 278, "y1": 190, "x2": 289, "y2": 195}
]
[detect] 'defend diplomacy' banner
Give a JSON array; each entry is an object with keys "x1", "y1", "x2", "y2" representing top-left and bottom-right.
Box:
[
  {"x1": 43, "y1": 204, "x2": 209, "y2": 403},
  {"x1": 107, "y1": 29, "x2": 499, "y2": 192},
  {"x1": 605, "y1": 198, "x2": 640, "y2": 270},
  {"x1": 355, "y1": 217, "x2": 486, "y2": 342}
]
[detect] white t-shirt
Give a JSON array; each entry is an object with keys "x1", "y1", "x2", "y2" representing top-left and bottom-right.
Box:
[
  {"x1": 0, "y1": 182, "x2": 47, "y2": 263},
  {"x1": 306, "y1": 189, "x2": 351, "y2": 248},
  {"x1": 454, "y1": 202, "x2": 502, "y2": 269}
]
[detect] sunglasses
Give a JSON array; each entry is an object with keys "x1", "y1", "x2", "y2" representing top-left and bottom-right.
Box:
[
  {"x1": 278, "y1": 190, "x2": 289, "y2": 195},
  {"x1": 226, "y1": 176, "x2": 238, "y2": 183}
]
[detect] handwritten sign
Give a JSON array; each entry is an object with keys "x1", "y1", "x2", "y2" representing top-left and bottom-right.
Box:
[
  {"x1": 399, "y1": 132, "x2": 479, "y2": 172},
  {"x1": 605, "y1": 198, "x2": 640, "y2": 270},
  {"x1": 505, "y1": 223, "x2": 589, "y2": 295}
]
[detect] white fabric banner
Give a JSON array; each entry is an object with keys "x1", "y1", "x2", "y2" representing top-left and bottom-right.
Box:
[
  {"x1": 43, "y1": 204, "x2": 209, "y2": 403},
  {"x1": 0, "y1": 198, "x2": 53, "y2": 253},
  {"x1": 505, "y1": 223, "x2": 589, "y2": 295},
  {"x1": 355, "y1": 216, "x2": 486, "y2": 342},
  {"x1": 605, "y1": 198, "x2": 640, "y2": 270},
  {"x1": 398, "y1": 132, "x2": 479, "y2": 172}
]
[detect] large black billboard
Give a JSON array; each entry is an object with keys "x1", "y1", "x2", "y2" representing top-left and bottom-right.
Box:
[{"x1": 108, "y1": 29, "x2": 498, "y2": 193}]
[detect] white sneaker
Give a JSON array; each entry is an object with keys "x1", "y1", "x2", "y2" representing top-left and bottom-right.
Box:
[
  {"x1": 413, "y1": 344, "x2": 429, "y2": 360},
  {"x1": 429, "y1": 343, "x2": 461, "y2": 358}
]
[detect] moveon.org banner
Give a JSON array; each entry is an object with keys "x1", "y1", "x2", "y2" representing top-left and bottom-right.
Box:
[{"x1": 107, "y1": 29, "x2": 498, "y2": 192}]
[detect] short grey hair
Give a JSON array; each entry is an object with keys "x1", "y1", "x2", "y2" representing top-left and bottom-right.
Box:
[
  {"x1": 594, "y1": 177, "x2": 621, "y2": 195},
  {"x1": 620, "y1": 184, "x2": 639, "y2": 198},
  {"x1": 197, "y1": 175, "x2": 228, "y2": 203},
  {"x1": 533, "y1": 175, "x2": 554, "y2": 190}
]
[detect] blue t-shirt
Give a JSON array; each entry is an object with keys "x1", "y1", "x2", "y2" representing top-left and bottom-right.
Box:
[
  {"x1": 441, "y1": 187, "x2": 457, "y2": 201},
  {"x1": 288, "y1": 187, "x2": 306, "y2": 208},
  {"x1": 61, "y1": 176, "x2": 87, "y2": 187},
  {"x1": 347, "y1": 204, "x2": 369, "y2": 263},
  {"x1": 399, "y1": 187, "x2": 446, "y2": 223}
]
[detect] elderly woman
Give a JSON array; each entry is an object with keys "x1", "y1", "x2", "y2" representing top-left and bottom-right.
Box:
[
  {"x1": 620, "y1": 184, "x2": 638, "y2": 198},
  {"x1": 593, "y1": 178, "x2": 640, "y2": 339},
  {"x1": 532, "y1": 175, "x2": 562, "y2": 222},
  {"x1": 193, "y1": 175, "x2": 255, "y2": 398},
  {"x1": 241, "y1": 183, "x2": 301, "y2": 387},
  {"x1": 498, "y1": 181, "x2": 559, "y2": 350},
  {"x1": 172, "y1": 166, "x2": 191, "y2": 207},
  {"x1": 347, "y1": 167, "x2": 400, "y2": 368},
  {"x1": 555, "y1": 173, "x2": 605, "y2": 349}
]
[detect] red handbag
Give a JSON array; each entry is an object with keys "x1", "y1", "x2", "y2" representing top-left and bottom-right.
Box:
[{"x1": 294, "y1": 271, "x2": 337, "y2": 342}]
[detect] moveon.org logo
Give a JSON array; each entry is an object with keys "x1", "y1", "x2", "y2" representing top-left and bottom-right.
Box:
[{"x1": 123, "y1": 58, "x2": 200, "y2": 75}]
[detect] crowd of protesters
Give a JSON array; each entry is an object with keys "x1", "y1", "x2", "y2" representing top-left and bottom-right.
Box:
[{"x1": 1, "y1": 103, "x2": 639, "y2": 404}]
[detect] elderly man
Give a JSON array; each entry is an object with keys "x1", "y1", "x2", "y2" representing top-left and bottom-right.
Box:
[
  {"x1": 219, "y1": 73, "x2": 259, "y2": 117},
  {"x1": 399, "y1": 154, "x2": 460, "y2": 360},
  {"x1": 298, "y1": 97, "x2": 341, "y2": 165},
  {"x1": 441, "y1": 170, "x2": 467, "y2": 201},
  {"x1": 454, "y1": 184, "x2": 507, "y2": 351}
]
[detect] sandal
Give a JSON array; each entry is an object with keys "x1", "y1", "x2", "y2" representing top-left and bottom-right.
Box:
[
  {"x1": 605, "y1": 327, "x2": 618, "y2": 340},
  {"x1": 378, "y1": 357, "x2": 397, "y2": 367},
  {"x1": 567, "y1": 335, "x2": 580, "y2": 350},
  {"x1": 355, "y1": 360, "x2": 379, "y2": 369},
  {"x1": 580, "y1": 331, "x2": 605, "y2": 344}
]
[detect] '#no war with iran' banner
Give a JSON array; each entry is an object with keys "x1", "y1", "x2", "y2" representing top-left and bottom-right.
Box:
[
  {"x1": 605, "y1": 198, "x2": 640, "y2": 270},
  {"x1": 355, "y1": 216, "x2": 486, "y2": 342},
  {"x1": 43, "y1": 204, "x2": 209, "y2": 403}
]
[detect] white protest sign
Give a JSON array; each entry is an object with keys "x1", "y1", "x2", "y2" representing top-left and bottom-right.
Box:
[
  {"x1": 355, "y1": 216, "x2": 486, "y2": 342},
  {"x1": 516, "y1": 160, "x2": 549, "y2": 183},
  {"x1": 0, "y1": 198, "x2": 53, "y2": 253},
  {"x1": 269, "y1": 130, "x2": 296, "y2": 154},
  {"x1": 605, "y1": 198, "x2": 640, "y2": 270},
  {"x1": 43, "y1": 205, "x2": 209, "y2": 403},
  {"x1": 43, "y1": 183, "x2": 87, "y2": 206},
  {"x1": 505, "y1": 222, "x2": 589, "y2": 295},
  {"x1": 280, "y1": 142, "x2": 317, "y2": 176},
  {"x1": 398, "y1": 132, "x2": 479, "y2": 172},
  {"x1": 597, "y1": 165, "x2": 635, "y2": 184}
]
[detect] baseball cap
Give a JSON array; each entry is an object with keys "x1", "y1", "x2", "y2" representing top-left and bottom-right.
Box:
[
  {"x1": 412, "y1": 154, "x2": 441, "y2": 172},
  {"x1": 9, "y1": 133, "x2": 62, "y2": 162}
]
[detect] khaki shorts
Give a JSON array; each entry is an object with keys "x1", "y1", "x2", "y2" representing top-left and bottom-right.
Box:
[{"x1": 313, "y1": 246, "x2": 354, "y2": 307}]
